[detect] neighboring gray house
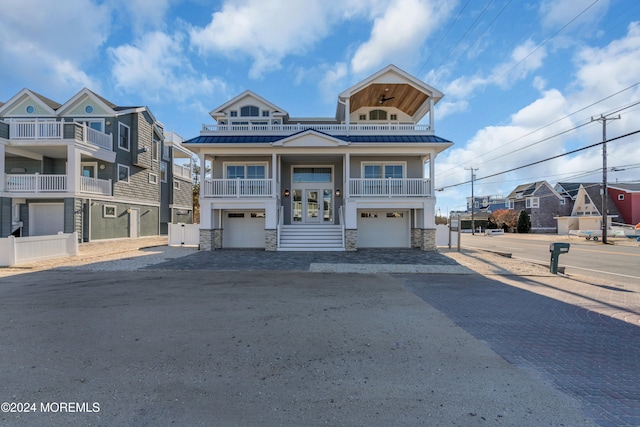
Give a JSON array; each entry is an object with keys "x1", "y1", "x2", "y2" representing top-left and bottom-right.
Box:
[
  {"x1": 0, "y1": 88, "x2": 193, "y2": 241},
  {"x1": 507, "y1": 181, "x2": 570, "y2": 233}
]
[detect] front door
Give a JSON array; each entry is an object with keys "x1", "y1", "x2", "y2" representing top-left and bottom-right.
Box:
[{"x1": 292, "y1": 188, "x2": 333, "y2": 223}]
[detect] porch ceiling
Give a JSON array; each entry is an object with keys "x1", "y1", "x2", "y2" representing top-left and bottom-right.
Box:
[{"x1": 349, "y1": 83, "x2": 428, "y2": 117}]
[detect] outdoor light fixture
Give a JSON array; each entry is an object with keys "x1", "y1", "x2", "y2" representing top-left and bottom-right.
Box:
[
  {"x1": 335, "y1": 188, "x2": 341, "y2": 197},
  {"x1": 284, "y1": 189, "x2": 290, "y2": 197}
]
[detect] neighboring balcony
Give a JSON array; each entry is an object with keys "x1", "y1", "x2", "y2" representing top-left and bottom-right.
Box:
[
  {"x1": 4, "y1": 174, "x2": 112, "y2": 196},
  {"x1": 203, "y1": 178, "x2": 273, "y2": 198},
  {"x1": 9, "y1": 120, "x2": 113, "y2": 150},
  {"x1": 348, "y1": 178, "x2": 432, "y2": 197}
]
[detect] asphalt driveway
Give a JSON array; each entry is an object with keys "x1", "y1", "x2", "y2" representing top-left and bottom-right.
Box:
[{"x1": 0, "y1": 269, "x2": 594, "y2": 427}]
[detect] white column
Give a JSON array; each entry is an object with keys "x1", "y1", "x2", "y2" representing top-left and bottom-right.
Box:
[
  {"x1": 0, "y1": 143, "x2": 5, "y2": 192},
  {"x1": 67, "y1": 145, "x2": 80, "y2": 193},
  {"x1": 344, "y1": 97, "x2": 350, "y2": 133},
  {"x1": 199, "y1": 153, "x2": 207, "y2": 190},
  {"x1": 429, "y1": 153, "x2": 436, "y2": 196},
  {"x1": 429, "y1": 98, "x2": 435, "y2": 132},
  {"x1": 272, "y1": 153, "x2": 277, "y2": 197},
  {"x1": 344, "y1": 152, "x2": 350, "y2": 198}
]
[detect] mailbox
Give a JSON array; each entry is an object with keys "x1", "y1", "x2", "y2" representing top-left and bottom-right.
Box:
[{"x1": 549, "y1": 242, "x2": 570, "y2": 274}]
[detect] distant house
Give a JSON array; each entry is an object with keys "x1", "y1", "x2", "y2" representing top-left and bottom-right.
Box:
[
  {"x1": 507, "y1": 181, "x2": 569, "y2": 233},
  {"x1": 0, "y1": 88, "x2": 194, "y2": 241},
  {"x1": 554, "y1": 183, "x2": 621, "y2": 234},
  {"x1": 466, "y1": 195, "x2": 509, "y2": 213},
  {"x1": 607, "y1": 183, "x2": 640, "y2": 225}
]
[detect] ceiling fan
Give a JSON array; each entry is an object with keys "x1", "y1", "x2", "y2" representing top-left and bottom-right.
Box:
[{"x1": 379, "y1": 94, "x2": 395, "y2": 104}]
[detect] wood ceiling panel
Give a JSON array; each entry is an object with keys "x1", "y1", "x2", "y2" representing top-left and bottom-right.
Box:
[{"x1": 349, "y1": 84, "x2": 428, "y2": 117}]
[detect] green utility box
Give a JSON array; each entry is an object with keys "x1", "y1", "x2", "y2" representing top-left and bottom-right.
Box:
[{"x1": 549, "y1": 242, "x2": 570, "y2": 274}]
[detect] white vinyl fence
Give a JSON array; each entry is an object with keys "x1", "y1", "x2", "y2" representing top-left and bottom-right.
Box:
[
  {"x1": 168, "y1": 223, "x2": 200, "y2": 247},
  {"x1": 436, "y1": 224, "x2": 459, "y2": 248},
  {"x1": 0, "y1": 232, "x2": 79, "y2": 267}
]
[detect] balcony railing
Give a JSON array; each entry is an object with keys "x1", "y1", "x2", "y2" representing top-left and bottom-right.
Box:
[
  {"x1": 9, "y1": 121, "x2": 113, "y2": 150},
  {"x1": 201, "y1": 123, "x2": 430, "y2": 133},
  {"x1": 348, "y1": 178, "x2": 432, "y2": 197},
  {"x1": 80, "y1": 176, "x2": 112, "y2": 195},
  {"x1": 204, "y1": 178, "x2": 273, "y2": 197},
  {"x1": 173, "y1": 163, "x2": 192, "y2": 181},
  {"x1": 5, "y1": 174, "x2": 111, "y2": 196}
]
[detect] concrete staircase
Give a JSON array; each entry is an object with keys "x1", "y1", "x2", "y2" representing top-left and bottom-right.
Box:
[{"x1": 278, "y1": 224, "x2": 344, "y2": 251}]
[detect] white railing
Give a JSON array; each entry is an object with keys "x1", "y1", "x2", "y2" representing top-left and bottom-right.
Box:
[
  {"x1": 85, "y1": 126, "x2": 113, "y2": 150},
  {"x1": 339, "y1": 206, "x2": 345, "y2": 249},
  {"x1": 168, "y1": 223, "x2": 200, "y2": 247},
  {"x1": 5, "y1": 174, "x2": 67, "y2": 192},
  {"x1": 204, "y1": 178, "x2": 273, "y2": 197},
  {"x1": 173, "y1": 163, "x2": 192, "y2": 180},
  {"x1": 11, "y1": 120, "x2": 62, "y2": 139},
  {"x1": 202, "y1": 123, "x2": 430, "y2": 133},
  {"x1": 348, "y1": 178, "x2": 432, "y2": 197},
  {"x1": 80, "y1": 176, "x2": 112, "y2": 196},
  {"x1": 9, "y1": 120, "x2": 112, "y2": 150},
  {"x1": 5, "y1": 174, "x2": 111, "y2": 195},
  {"x1": 277, "y1": 205, "x2": 284, "y2": 248}
]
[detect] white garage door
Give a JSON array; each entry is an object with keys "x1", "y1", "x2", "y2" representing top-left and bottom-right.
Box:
[
  {"x1": 222, "y1": 211, "x2": 265, "y2": 248},
  {"x1": 358, "y1": 210, "x2": 410, "y2": 248},
  {"x1": 30, "y1": 203, "x2": 64, "y2": 236}
]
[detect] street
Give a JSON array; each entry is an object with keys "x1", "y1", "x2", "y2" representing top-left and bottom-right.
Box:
[{"x1": 461, "y1": 233, "x2": 640, "y2": 285}]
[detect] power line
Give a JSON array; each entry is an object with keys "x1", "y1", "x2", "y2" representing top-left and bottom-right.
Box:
[{"x1": 438, "y1": 129, "x2": 640, "y2": 190}]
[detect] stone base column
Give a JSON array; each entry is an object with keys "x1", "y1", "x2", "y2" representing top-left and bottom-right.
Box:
[
  {"x1": 265, "y1": 229, "x2": 277, "y2": 251},
  {"x1": 213, "y1": 229, "x2": 223, "y2": 249},
  {"x1": 420, "y1": 228, "x2": 436, "y2": 251},
  {"x1": 345, "y1": 229, "x2": 357, "y2": 251},
  {"x1": 411, "y1": 228, "x2": 421, "y2": 248},
  {"x1": 199, "y1": 229, "x2": 213, "y2": 251}
]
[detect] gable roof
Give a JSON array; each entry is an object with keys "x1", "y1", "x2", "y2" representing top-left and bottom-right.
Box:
[
  {"x1": 507, "y1": 181, "x2": 562, "y2": 200},
  {"x1": 581, "y1": 184, "x2": 622, "y2": 217},
  {"x1": 0, "y1": 88, "x2": 61, "y2": 116},
  {"x1": 56, "y1": 88, "x2": 118, "y2": 116},
  {"x1": 183, "y1": 133, "x2": 452, "y2": 146},
  {"x1": 337, "y1": 64, "x2": 443, "y2": 122},
  {"x1": 209, "y1": 90, "x2": 289, "y2": 120},
  {"x1": 608, "y1": 183, "x2": 640, "y2": 192}
]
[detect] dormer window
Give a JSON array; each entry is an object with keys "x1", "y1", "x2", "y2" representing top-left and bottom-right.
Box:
[
  {"x1": 240, "y1": 105, "x2": 259, "y2": 117},
  {"x1": 369, "y1": 109, "x2": 387, "y2": 120}
]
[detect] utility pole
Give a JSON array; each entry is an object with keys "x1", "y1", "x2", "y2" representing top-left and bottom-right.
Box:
[
  {"x1": 591, "y1": 114, "x2": 620, "y2": 244},
  {"x1": 465, "y1": 167, "x2": 478, "y2": 235}
]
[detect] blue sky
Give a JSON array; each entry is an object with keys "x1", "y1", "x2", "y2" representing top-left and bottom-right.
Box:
[{"x1": 1, "y1": 0, "x2": 639, "y2": 214}]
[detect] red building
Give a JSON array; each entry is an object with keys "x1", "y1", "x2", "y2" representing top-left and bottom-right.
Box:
[{"x1": 608, "y1": 184, "x2": 640, "y2": 225}]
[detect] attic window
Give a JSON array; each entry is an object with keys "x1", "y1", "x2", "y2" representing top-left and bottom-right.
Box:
[
  {"x1": 262, "y1": 110, "x2": 270, "y2": 117},
  {"x1": 359, "y1": 114, "x2": 366, "y2": 120},
  {"x1": 240, "y1": 106, "x2": 259, "y2": 117},
  {"x1": 369, "y1": 110, "x2": 387, "y2": 120},
  {"x1": 390, "y1": 114, "x2": 398, "y2": 120},
  {"x1": 85, "y1": 105, "x2": 94, "y2": 114},
  {"x1": 230, "y1": 111, "x2": 237, "y2": 117},
  {"x1": 618, "y1": 194, "x2": 625, "y2": 201},
  {"x1": 26, "y1": 105, "x2": 35, "y2": 114}
]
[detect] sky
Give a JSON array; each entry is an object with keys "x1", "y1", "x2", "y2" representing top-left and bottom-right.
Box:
[{"x1": 1, "y1": 0, "x2": 639, "y2": 215}]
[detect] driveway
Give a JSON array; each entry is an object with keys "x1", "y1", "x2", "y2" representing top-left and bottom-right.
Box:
[{"x1": 0, "y1": 266, "x2": 595, "y2": 426}]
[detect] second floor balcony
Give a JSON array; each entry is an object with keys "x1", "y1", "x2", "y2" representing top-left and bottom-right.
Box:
[
  {"x1": 4, "y1": 173, "x2": 112, "y2": 196},
  {"x1": 201, "y1": 122, "x2": 431, "y2": 135},
  {"x1": 7, "y1": 120, "x2": 113, "y2": 150}
]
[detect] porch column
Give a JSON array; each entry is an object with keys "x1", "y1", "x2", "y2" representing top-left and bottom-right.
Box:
[
  {"x1": 429, "y1": 98, "x2": 435, "y2": 132},
  {"x1": 199, "y1": 154, "x2": 207, "y2": 191},
  {"x1": 0, "y1": 143, "x2": 5, "y2": 192},
  {"x1": 272, "y1": 153, "x2": 277, "y2": 197},
  {"x1": 344, "y1": 98, "x2": 350, "y2": 130},
  {"x1": 344, "y1": 152, "x2": 350, "y2": 198},
  {"x1": 67, "y1": 145, "x2": 80, "y2": 193},
  {"x1": 429, "y1": 153, "x2": 435, "y2": 196}
]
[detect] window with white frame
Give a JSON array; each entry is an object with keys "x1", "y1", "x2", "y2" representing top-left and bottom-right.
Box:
[
  {"x1": 362, "y1": 163, "x2": 404, "y2": 179},
  {"x1": 509, "y1": 200, "x2": 515, "y2": 209},
  {"x1": 525, "y1": 197, "x2": 539, "y2": 208},
  {"x1": 152, "y1": 138, "x2": 159, "y2": 162},
  {"x1": 262, "y1": 110, "x2": 270, "y2": 117},
  {"x1": 174, "y1": 181, "x2": 181, "y2": 190},
  {"x1": 149, "y1": 173, "x2": 158, "y2": 184},
  {"x1": 240, "y1": 105, "x2": 259, "y2": 117},
  {"x1": 103, "y1": 205, "x2": 116, "y2": 218},
  {"x1": 230, "y1": 111, "x2": 237, "y2": 117},
  {"x1": 162, "y1": 144, "x2": 171, "y2": 160},
  {"x1": 160, "y1": 162, "x2": 167, "y2": 182},
  {"x1": 369, "y1": 109, "x2": 387, "y2": 120},
  {"x1": 118, "y1": 123, "x2": 130, "y2": 151},
  {"x1": 618, "y1": 194, "x2": 625, "y2": 201},
  {"x1": 117, "y1": 164, "x2": 130, "y2": 183},
  {"x1": 225, "y1": 163, "x2": 267, "y2": 179}
]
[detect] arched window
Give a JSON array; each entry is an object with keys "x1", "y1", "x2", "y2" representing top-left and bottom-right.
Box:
[
  {"x1": 369, "y1": 109, "x2": 387, "y2": 120},
  {"x1": 240, "y1": 105, "x2": 260, "y2": 117}
]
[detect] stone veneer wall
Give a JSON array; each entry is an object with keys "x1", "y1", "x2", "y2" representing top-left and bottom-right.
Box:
[
  {"x1": 345, "y1": 229, "x2": 357, "y2": 251},
  {"x1": 420, "y1": 228, "x2": 436, "y2": 251},
  {"x1": 265, "y1": 229, "x2": 277, "y2": 251},
  {"x1": 411, "y1": 228, "x2": 421, "y2": 248},
  {"x1": 199, "y1": 229, "x2": 223, "y2": 250}
]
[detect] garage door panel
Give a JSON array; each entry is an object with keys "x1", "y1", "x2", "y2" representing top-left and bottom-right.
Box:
[
  {"x1": 30, "y1": 203, "x2": 65, "y2": 236},
  {"x1": 222, "y1": 211, "x2": 265, "y2": 248},
  {"x1": 358, "y1": 210, "x2": 410, "y2": 248}
]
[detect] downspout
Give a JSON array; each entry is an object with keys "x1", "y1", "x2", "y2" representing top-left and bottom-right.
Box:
[{"x1": 338, "y1": 96, "x2": 350, "y2": 136}]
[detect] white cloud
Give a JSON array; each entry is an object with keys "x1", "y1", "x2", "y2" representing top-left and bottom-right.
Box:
[
  {"x1": 189, "y1": 0, "x2": 356, "y2": 79},
  {"x1": 109, "y1": 31, "x2": 227, "y2": 102},
  {"x1": 539, "y1": 0, "x2": 610, "y2": 32},
  {"x1": 350, "y1": 0, "x2": 456, "y2": 75},
  {"x1": 111, "y1": 0, "x2": 173, "y2": 35},
  {"x1": 0, "y1": 0, "x2": 110, "y2": 94}
]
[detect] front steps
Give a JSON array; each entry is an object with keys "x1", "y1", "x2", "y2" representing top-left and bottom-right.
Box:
[{"x1": 278, "y1": 224, "x2": 344, "y2": 251}]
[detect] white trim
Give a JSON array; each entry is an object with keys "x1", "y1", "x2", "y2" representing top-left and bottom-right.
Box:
[
  {"x1": 103, "y1": 204, "x2": 117, "y2": 218},
  {"x1": 149, "y1": 173, "x2": 158, "y2": 184},
  {"x1": 118, "y1": 122, "x2": 131, "y2": 151},
  {"x1": 117, "y1": 164, "x2": 130, "y2": 183},
  {"x1": 223, "y1": 161, "x2": 269, "y2": 179},
  {"x1": 361, "y1": 161, "x2": 407, "y2": 178}
]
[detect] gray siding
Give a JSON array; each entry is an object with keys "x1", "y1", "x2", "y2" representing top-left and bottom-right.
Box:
[
  {"x1": 0, "y1": 121, "x2": 8, "y2": 139},
  {"x1": 0, "y1": 197, "x2": 11, "y2": 237},
  {"x1": 349, "y1": 156, "x2": 425, "y2": 178},
  {"x1": 88, "y1": 199, "x2": 159, "y2": 240}
]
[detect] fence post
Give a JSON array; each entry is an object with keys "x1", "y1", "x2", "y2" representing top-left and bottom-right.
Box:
[{"x1": 8, "y1": 236, "x2": 17, "y2": 266}]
